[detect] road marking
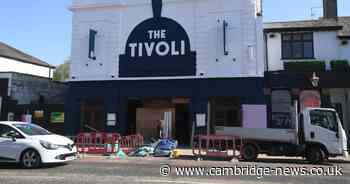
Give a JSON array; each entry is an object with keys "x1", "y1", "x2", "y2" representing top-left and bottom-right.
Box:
[{"x1": 0, "y1": 175, "x2": 65, "y2": 180}]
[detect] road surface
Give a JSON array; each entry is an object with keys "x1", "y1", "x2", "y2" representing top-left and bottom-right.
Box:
[{"x1": 0, "y1": 156, "x2": 349, "y2": 184}]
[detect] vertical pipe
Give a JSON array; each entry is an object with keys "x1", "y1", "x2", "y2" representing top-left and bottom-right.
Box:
[
  {"x1": 264, "y1": 32, "x2": 269, "y2": 72},
  {"x1": 207, "y1": 100, "x2": 211, "y2": 136}
]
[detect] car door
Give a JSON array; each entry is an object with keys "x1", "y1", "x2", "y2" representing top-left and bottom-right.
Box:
[
  {"x1": 304, "y1": 109, "x2": 342, "y2": 155},
  {"x1": 0, "y1": 124, "x2": 25, "y2": 162}
]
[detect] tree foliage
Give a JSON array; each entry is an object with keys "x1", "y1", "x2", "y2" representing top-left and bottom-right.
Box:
[{"x1": 53, "y1": 58, "x2": 70, "y2": 81}]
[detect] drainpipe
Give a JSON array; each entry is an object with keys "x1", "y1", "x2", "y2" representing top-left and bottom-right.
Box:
[
  {"x1": 264, "y1": 32, "x2": 269, "y2": 72},
  {"x1": 207, "y1": 101, "x2": 211, "y2": 136}
]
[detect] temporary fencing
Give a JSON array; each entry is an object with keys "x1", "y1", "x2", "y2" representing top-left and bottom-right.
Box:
[{"x1": 72, "y1": 133, "x2": 143, "y2": 155}]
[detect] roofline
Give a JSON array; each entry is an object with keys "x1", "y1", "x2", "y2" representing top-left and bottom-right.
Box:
[
  {"x1": 0, "y1": 54, "x2": 55, "y2": 69},
  {"x1": 264, "y1": 26, "x2": 343, "y2": 33},
  {"x1": 0, "y1": 71, "x2": 58, "y2": 81},
  {"x1": 0, "y1": 71, "x2": 68, "y2": 85},
  {"x1": 263, "y1": 16, "x2": 350, "y2": 25}
]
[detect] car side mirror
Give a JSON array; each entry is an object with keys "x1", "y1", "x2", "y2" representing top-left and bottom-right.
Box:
[{"x1": 8, "y1": 131, "x2": 18, "y2": 141}]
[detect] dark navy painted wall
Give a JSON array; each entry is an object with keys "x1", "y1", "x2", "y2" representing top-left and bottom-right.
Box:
[{"x1": 65, "y1": 78, "x2": 266, "y2": 135}]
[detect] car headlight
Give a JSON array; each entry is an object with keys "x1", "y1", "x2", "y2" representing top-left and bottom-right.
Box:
[{"x1": 40, "y1": 140, "x2": 60, "y2": 150}]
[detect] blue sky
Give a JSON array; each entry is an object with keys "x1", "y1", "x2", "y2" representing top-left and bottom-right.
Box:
[{"x1": 0, "y1": 0, "x2": 349, "y2": 66}]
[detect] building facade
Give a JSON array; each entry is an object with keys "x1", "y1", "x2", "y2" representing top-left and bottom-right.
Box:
[
  {"x1": 0, "y1": 42, "x2": 54, "y2": 78},
  {"x1": 0, "y1": 42, "x2": 67, "y2": 134},
  {"x1": 264, "y1": 0, "x2": 350, "y2": 140},
  {"x1": 66, "y1": 0, "x2": 265, "y2": 144}
]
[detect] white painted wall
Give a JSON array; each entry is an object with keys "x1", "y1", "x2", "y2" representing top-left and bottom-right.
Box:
[
  {"x1": 266, "y1": 31, "x2": 350, "y2": 71},
  {"x1": 0, "y1": 57, "x2": 53, "y2": 78},
  {"x1": 69, "y1": 0, "x2": 264, "y2": 81}
]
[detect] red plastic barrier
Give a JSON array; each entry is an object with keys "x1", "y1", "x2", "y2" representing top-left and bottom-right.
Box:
[
  {"x1": 75, "y1": 133, "x2": 143, "y2": 155},
  {"x1": 76, "y1": 132, "x2": 120, "y2": 154},
  {"x1": 119, "y1": 134, "x2": 144, "y2": 154}
]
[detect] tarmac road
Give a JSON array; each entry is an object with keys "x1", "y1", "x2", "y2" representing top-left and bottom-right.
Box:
[{"x1": 0, "y1": 156, "x2": 349, "y2": 184}]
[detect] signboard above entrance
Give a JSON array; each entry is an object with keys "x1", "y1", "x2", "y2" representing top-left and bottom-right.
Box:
[{"x1": 119, "y1": 0, "x2": 196, "y2": 77}]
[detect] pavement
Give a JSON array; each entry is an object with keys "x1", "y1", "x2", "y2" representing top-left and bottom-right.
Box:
[{"x1": 0, "y1": 155, "x2": 349, "y2": 184}]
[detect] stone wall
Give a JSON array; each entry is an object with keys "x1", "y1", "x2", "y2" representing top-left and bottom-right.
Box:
[{"x1": 10, "y1": 73, "x2": 67, "y2": 105}]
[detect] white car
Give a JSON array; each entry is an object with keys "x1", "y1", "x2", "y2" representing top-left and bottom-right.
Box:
[{"x1": 0, "y1": 121, "x2": 77, "y2": 168}]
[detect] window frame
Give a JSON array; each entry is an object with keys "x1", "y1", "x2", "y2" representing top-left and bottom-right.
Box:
[
  {"x1": 281, "y1": 32, "x2": 315, "y2": 60},
  {"x1": 211, "y1": 97, "x2": 242, "y2": 128},
  {"x1": 270, "y1": 90, "x2": 293, "y2": 129},
  {"x1": 0, "y1": 124, "x2": 24, "y2": 139}
]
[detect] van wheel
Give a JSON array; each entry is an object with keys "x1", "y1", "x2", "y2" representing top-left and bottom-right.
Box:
[
  {"x1": 241, "y1": 144, "x2": 258, "y2": 162},
  {"x1": 306, "y1": 146, "x2": 325, "y2": 164},
  {"x1": 21, "y1": 149, "x2": 42, "y2": 169}
]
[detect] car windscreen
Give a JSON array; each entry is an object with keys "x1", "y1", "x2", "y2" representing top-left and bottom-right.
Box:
[{"x1": 13, "y1": 124, "x2": 52, "y2": 136}]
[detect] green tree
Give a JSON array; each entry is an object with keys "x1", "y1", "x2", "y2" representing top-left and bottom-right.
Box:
[{"x1": 53, "y1": 58, "x2": 70, "y2": 81}]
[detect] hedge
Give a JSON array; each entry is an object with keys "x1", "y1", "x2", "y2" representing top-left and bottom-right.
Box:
[
  {"x1": 330, "y1": 60, "x2": 350, "y2": 72},
  {"x1": 284, "y1": 60, "x2": 326, "y2": 72}
]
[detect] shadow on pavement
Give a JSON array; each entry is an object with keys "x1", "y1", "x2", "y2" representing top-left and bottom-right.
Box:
[
  {"x1": 174, "y1": 155, "x2": 350, "y2": 166},
  {"x1": 256, "y1": 158, "x2": 350, "y2": 165},
  {"x1": 329, "y1": 159, "x2": 350, "y2": 164},
  {"x1": 0, "y1": 163, "x2": 68, "y2": 170},
  {"x1": 255, "y1": 158, "x2": 324, "y2": 165},
  {"x1": 176, "y1": 155, "x2": 234, "y2": 162}
]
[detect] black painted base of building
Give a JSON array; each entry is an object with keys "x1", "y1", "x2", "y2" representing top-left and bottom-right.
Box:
[{"x1": 64, "y1": 78, "x2": 266, "y2": 141}]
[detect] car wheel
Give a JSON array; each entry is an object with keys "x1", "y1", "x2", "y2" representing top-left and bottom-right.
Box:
[
  {"x1": 241, "y1": 144, "x2": 258, "y2": 162},
  {"x1": 307, "y1": 146, "x2": 325, "y2": 164},
  {"x1": 21, "y1": 149, "x2": 42, "y2": 169}
]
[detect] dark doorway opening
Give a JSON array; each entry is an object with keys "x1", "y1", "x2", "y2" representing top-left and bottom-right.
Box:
[
  {"x1": 175, "y1": 103, "x2": 191, "y2": 146},
  {"x1": 127, "y1": 98, "x2": 142, "y2": 135},
  {"x1": 80, "y1": 98, "x2": 104, "y2": 132}
]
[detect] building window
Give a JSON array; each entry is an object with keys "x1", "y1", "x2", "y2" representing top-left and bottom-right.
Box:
[
  {"x1": 270, "y1": 90, "x2": 293, "y2": 129},
  {"x1": 282, "y1": 32, "x2": 314, "y2": 59},
  {"x1": 211, "y1": 97, "x2": 242, "y2": 127}
]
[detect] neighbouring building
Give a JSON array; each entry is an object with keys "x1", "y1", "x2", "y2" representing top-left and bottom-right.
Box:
[
  {"x1": 264, "y1": 0, "x2": 350, "y2": 139},
  {"x1": 0, "y1": 42, "x2": 67, "y2": 133},
  {"x1": 66, "y1": 0, "x2": 265, "y2": 144}
]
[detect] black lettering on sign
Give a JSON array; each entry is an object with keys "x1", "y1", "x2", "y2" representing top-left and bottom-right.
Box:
[{"x1": 119, "y1": 0, "x2": 196, "y2": 77}]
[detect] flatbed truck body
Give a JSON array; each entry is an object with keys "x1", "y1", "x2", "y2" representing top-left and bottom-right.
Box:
[{"x1": 216, "y1": 108, "x2": 348, "y2": 163}]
